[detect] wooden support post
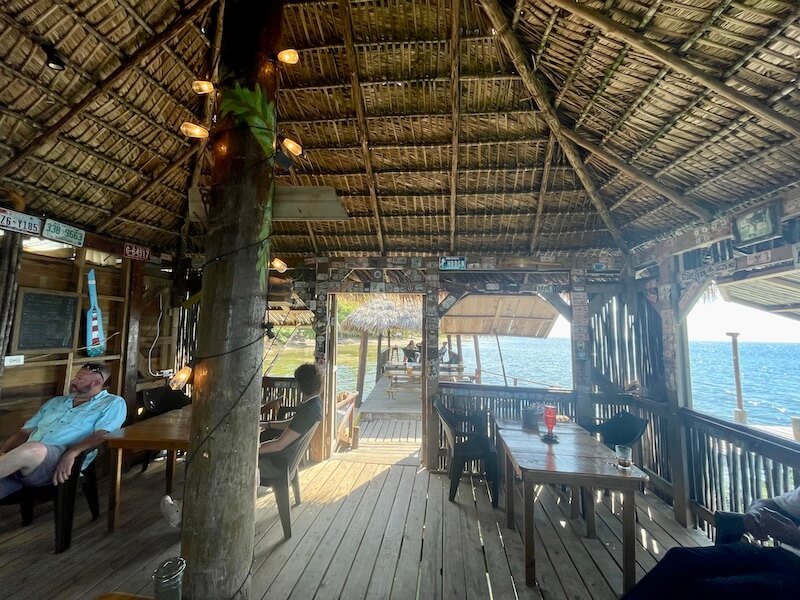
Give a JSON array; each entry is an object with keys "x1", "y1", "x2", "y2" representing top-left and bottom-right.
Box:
[
  {"x1": 311, "y1": 262, "x2": 331, "y2": 462},
  {"x1": 423, "y1": 274, "x2": 441, "y2": 470},
  {"x1": 121, "y1": 260, "x2": 143, "y2": 424},
  {"x1": 181, "y1": 2, "x2": 283, "y2": 597},
  {"x1": 356, "y1": 331, "x2": 368, "y2": 408},
  {"x1": 570, "y1": 284, "x2": 592, "y2": 425},
  {"x1": 323, "y1": 294, "x2": 338, "y2": 459},
  {"x1": 455, "y1": 335, "x2": 462, "y2": 363},
  {"x1": 0, "y1": 230, "x2": 22, "y2": 395},
  {"x1": 660, "y1": 256, "x2": 694, "y2": 527}
]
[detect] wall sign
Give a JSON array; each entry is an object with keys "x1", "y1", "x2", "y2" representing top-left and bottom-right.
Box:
[
  {"x1": 0, "y1": 207, "x2": 41, "y2": 235},
  {"x1": 43, "y1": 219, "x2": 85, "y2": 247},
  {"x1": 124, "y1": 242, "x2": 151, "y2": 262},
  {"x1": 438, "y1": 256, "x2": 467, "y2": 271}
]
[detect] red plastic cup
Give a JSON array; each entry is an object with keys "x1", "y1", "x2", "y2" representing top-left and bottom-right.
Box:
[{"x1": 543, "y1": 405, "x2": 557, "y2": 435}]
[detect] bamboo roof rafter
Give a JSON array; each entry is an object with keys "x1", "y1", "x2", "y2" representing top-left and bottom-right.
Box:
[
  {"x1": 449, "y1": 0, "x2": 461, "y2": 253},
  {"x1": 338, "y1": 0, "x2": 385, "y2": 254},
  {"x1": 547, "y1": 0, "x2": 800, "y2": 137}
]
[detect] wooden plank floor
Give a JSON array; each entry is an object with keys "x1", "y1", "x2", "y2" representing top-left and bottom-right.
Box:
[
  {"x1": 359, "y1": 376, "x2": 421, "y2": 420},
  {"x1": 0, "y1": 443, "x2": 709, "y2": 600}
]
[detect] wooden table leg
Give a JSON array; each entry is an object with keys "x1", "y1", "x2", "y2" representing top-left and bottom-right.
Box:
[
  {"x1": 570, "y1": 485, "x2": 580, "y2": 519},
  {"x1": 622, "y1": 489, "x2": 636, "y2": 593},
  {"x1": 107, "y1": 448, "x2": 122, "y2": 532},
  {"x1": 505, "y1": 451, "x2": 515, "y2": 529},
  {"x1": 582, "y1": 486, "x2": 597, "y2": 538},
  {"x1": 165, "y1": 450, "x2": 177, "y2": 495},
  {"x1": 523, "y1": 479, "x2": 536, "y2": 587}
]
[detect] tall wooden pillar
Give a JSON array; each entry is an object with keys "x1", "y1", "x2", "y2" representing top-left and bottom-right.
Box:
[
  {"x1": 311, "y1": 260, "x2": 331, "y2": 461},
  {"x1": 423, "y1": 272, "x2": 441, "y2": 470},
  {"x1": 0, "y1": 230, "x2": 22, "y2": 394},
  {"x1": 569, "y1": 273, "x2": 592, "y2": 424},
  {"x1": 120, "y1": 260, "x2": 144, "y2": 423},
  {"x1": 181, "y1": 2, "x2": 284, "y2": 597},
  {"x1": 659, "y1": 256, "x2": 694, "y2": 527}
]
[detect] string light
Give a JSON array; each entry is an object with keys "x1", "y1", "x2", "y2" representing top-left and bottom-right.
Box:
[
  {"x1": 277, "y1": 49, "x2": 299, "y2": 65},
  {"x1": 169, "y1": 365, "x2": 193, "y2": 390},
  {"x1": 271, "y1": 258, "x2": 288, "y2": 273},
  {"x1": 191, "y1": 80, "x2": 215, "y2": 94},
  {"x1": 279, "y1": 135, "x2": 303, "y2": 156},
  {"x1": 180, "y1": 121, "x2": 209, "y2": 139}
]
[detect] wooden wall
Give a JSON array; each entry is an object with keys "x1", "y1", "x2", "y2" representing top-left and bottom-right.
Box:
[{"x1": 0, "y1": 246, "x2": 179, "y2": 442}]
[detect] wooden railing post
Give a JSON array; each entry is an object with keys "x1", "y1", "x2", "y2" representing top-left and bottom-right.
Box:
[
  {"x1": 660, "y1": 256, "x2": 694, "y2": 527},
  {"x1": 423, "y1": 273, "x2": 440, "y2": 471}
]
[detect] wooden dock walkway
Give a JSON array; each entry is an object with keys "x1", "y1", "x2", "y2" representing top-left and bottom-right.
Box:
[
  {"x1": 359, "y1": 375, "x2": 421, "y2": 420},
  {"x1": 0, "y1": 445, "x2": 710, "y2": 599}
]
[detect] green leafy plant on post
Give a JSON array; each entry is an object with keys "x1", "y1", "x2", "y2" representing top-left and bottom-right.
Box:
[{"x1": 219, "y1": 82, "x2": 277, "y2": 290}]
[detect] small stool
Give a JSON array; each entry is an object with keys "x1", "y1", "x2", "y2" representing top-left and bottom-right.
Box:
[{"x1": 389, "y1": 347, "x2": 400, "y2": 361}]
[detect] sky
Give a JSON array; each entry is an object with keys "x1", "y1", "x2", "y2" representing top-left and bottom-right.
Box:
[{"x1": 548, "y1": 297, "x2": 800, "y2": 343}]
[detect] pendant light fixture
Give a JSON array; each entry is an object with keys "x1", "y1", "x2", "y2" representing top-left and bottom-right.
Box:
[{"x1": 43, "y1": 44, "x2": 65, "y2": 71}]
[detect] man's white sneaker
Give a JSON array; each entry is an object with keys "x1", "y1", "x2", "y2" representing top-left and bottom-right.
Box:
[{"x1": 160, "y1": 494, "x2": 182, "y2": 528}]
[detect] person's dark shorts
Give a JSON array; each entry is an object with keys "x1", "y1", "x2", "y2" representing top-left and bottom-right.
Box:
[{"x1": 0, "y1": 443, "x2": 67, "y2": 499}]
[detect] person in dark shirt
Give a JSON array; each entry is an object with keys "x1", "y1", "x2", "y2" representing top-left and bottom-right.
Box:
[
  {"x1": 258, "y1": 363, "x2": 322, "y2": 456},
  {"x1": 161, "y1": 363, "x2": 323, "y2": 527}
]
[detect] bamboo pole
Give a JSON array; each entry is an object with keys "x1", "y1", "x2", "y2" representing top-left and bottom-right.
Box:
[
  {"x1": 495, "y1": 334, "x2": 508, "y2": 387},
  {"x1": 181, "y1": 1, "x2": 282, "y2": 597},
  {"x1": 449, "y1": 0, "x2": 461, "y2": 252},
  {"x1": 356, "y1": 331, "x2": 368, "y2": 408},
  {"x1": 726, "y1": 332, "x2": 747, "y2": 424},
  {"x1": 473, "y1": 335, "x2": 481, "y2": 383}
]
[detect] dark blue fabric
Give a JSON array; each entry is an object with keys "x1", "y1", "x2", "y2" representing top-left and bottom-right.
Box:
[{"x1": 623, "y1": 542, "x2": 800, "y2": 600}]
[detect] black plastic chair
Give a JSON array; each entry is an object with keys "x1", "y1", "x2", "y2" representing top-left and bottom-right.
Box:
[
  {"x1": 140, "y1": 385, "x2": 191, "y2": 472},
  {"x1": 259, "y1": 422, "x2": 319, "y2": 539},
  {"x1": 434, "y1": 399, "x2": 498, "y2": 508},
  {"x1": 0, "y1": 449, "x2": 99, "y2": 553},
  {"x1": 583, "y1": 410, "x2": 649, "y2": 449}
]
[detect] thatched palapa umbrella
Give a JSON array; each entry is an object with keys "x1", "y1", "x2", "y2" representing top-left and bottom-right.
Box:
[{"x1": 340, "y1": 295, "x2": 423, "y2": 406}]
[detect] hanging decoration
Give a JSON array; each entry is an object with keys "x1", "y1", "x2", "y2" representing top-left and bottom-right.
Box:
[{"x1": 85, "y1": 269, "x2": 106, "y2": 357}]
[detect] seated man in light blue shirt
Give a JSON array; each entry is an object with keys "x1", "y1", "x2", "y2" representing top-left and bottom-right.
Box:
[{"x1": 0, "y1": 362, "x2": 127, "y2": 498}]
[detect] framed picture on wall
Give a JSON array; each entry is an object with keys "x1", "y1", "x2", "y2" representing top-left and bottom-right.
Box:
[{"x1": 732, "y1": 202, "x2": 781, "y2": 246}]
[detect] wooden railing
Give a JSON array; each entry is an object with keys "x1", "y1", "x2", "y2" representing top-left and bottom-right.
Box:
[
  {"x1": 261, "y1": 376, "x2": 300, "y2": 420},
  {"x1": 590, "y1": 393, "x2": 674, "y2": 499},
  {"x1": 682, "y1": 409, "x2": 800, "y2": 536},
  {"x1": 336, "y1": 392, "x2": 359, "y2": 450}
]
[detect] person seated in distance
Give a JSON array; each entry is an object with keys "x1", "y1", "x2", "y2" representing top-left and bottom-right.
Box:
[
  {"x1": 0, "y1": 363, "x2": 127, "y2": 498},
  {"x1": 161, "y1": 363, "x2": 323, "y2": 527},
  {"x1": 622, "y1": 486, "x2": 800, "y2": 599}
]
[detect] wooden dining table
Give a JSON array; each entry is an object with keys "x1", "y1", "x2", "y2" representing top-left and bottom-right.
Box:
[
  {"x1": 495, "y1": 419, "x2": 648, "y2": 594},
  {"x1": 104, "y1": 405, "x2": 192, "y2": 532}
]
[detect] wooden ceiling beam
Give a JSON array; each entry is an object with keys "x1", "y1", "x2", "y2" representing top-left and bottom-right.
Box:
[
  {"x1": 293, "y1": 165, "x2": 574, "y2": 177},
  {"x1": 96, "y1": 145, "x2": 200, "y2": 232},
  {"x1": 280, "y1": 73, "x2": 523, "y2": 94},
  {"x1": 281, "y1": 108, "x2": 542, "y2": 126},
  {"x1": 479, "y1": 0, "x2": 629, "y2": 253},
  {"x1": 302, "y1": 137, "x2": 550, "y2": 153},
  {"x1": 0, "y1": 0, "x2": 216, "y2": 180},
  {"x1": 561, "y1": 129, "x2": 712, "y2": 220},
  {"x1": 449, "y1": 0, "x2": 461, "y2": 253},
  {"x1": 547, "y1": 0, "x2": 800, "y2": 137},
  {"x1": 338, "y1": 0, "x2": 385, "y2": 254},
  {"x1": 529, "y1": 134, "x2": 556, "y2": 254}
]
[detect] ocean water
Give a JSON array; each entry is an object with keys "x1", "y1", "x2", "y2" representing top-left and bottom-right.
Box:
[{"x1": 327, "y1": 337, "x2": 800, "y2": 426}]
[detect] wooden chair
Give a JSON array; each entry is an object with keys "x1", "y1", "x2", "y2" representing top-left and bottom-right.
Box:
[
  {"x1": 434, "y1": 399, "x2": 498, "y2": 508},
  {"x1": 259, "y1": 422, "x2": 320, "y2": 539},
  {"x1": 0, "y1": 449, "x2": 99, "y2": 553}
]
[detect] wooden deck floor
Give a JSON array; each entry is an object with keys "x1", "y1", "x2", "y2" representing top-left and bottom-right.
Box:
[{"x1": 0, "y1": 436, "x2": 710, "y2": 600}]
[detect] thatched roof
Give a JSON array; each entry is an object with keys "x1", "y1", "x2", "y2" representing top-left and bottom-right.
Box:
[
  {"x1": 441, "y1": 294, "x2": 559, "y2": 337},
  {"x1": 340, "y1": 294, "x2": 422, "y2": 334},
  {"x1": 0, "y1": 1, "x2": 798, "y2": 257}
]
